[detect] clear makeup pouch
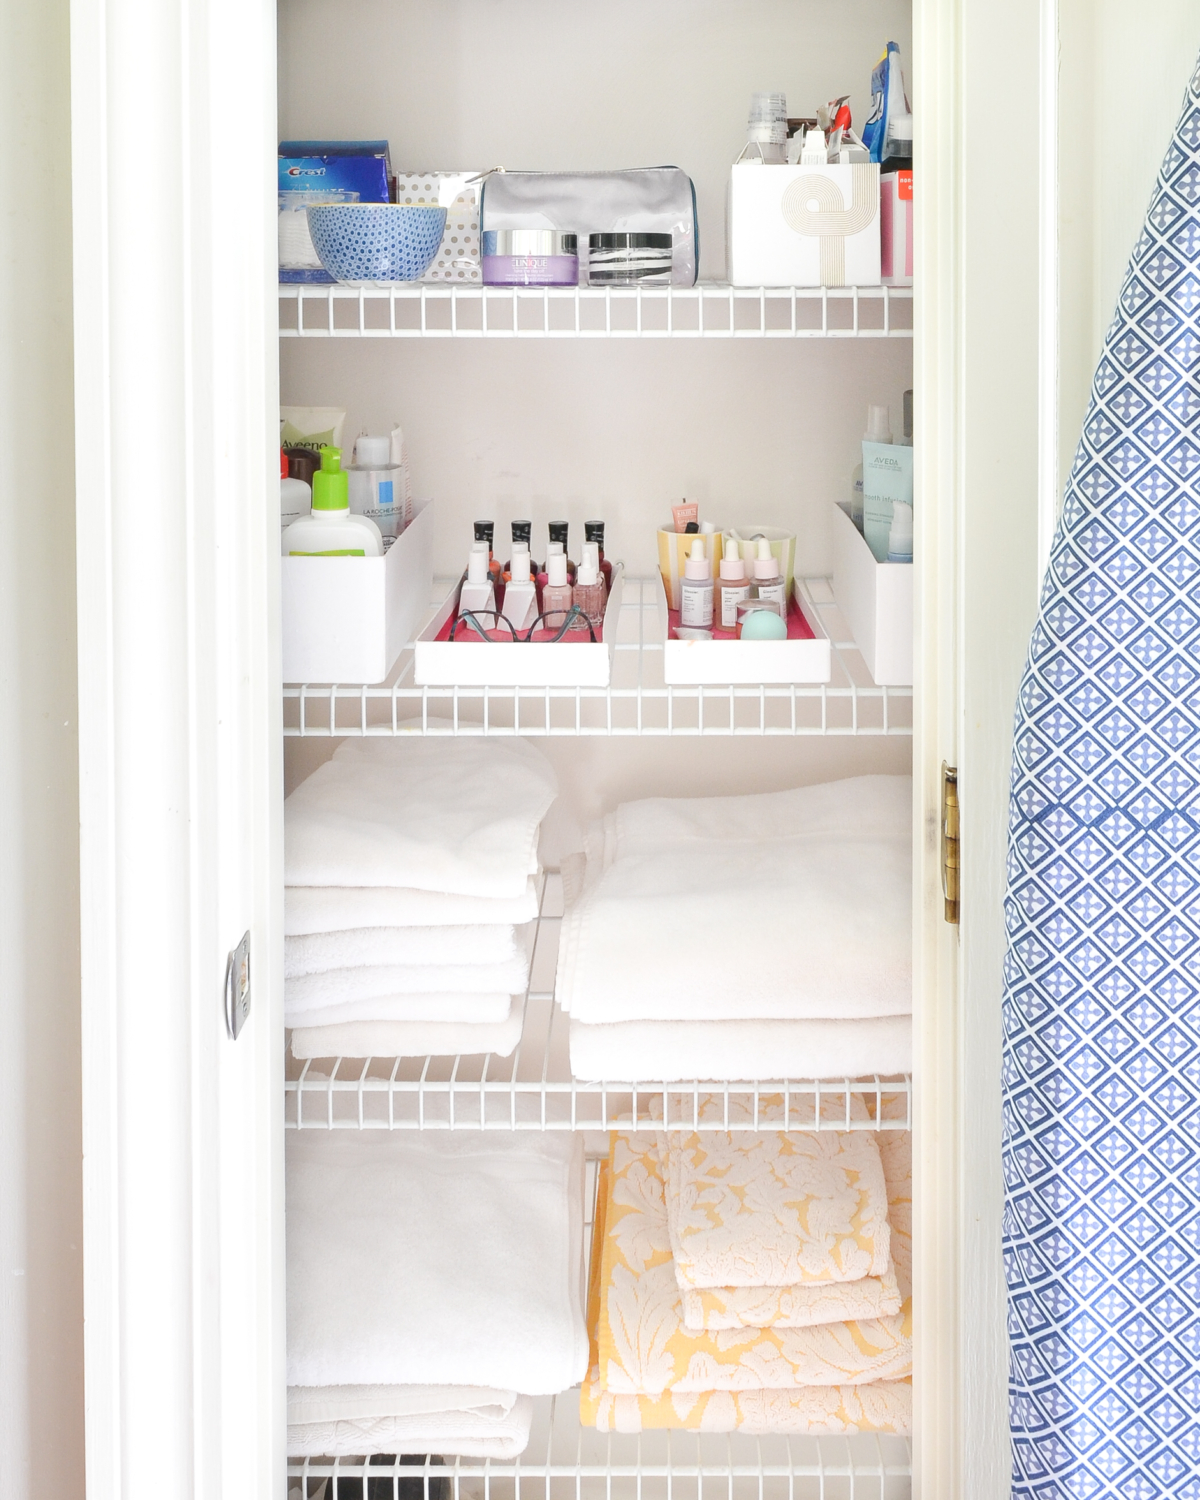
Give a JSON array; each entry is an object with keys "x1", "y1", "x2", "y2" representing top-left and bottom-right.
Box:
[{"x1": 480, "y1": 168, "x2": 699, "y2": 286}]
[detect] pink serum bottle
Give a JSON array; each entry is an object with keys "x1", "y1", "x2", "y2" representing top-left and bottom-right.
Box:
[
  {"x1": 541, "y1": 551, "x2": 574, "y2": 628},
  {"x1": 572, "y1": 552, "x2": 605, "y2": 630},
  {"x1": 717, "y1": 539, "x2": 751, "y2": 629},
  {"x1": 752, "y1": 538, "x2": 788, "y2": 618},
  {"x1": 679, "y1": 537, "x2": 714, "y2": 628}
]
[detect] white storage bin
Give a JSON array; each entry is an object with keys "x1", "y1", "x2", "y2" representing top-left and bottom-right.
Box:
[
  {"x1": 656, "y1": 573, "x2": 831, "y2": 686},
  {"x1": 414, "y1": 564, "x2": 625, "y2": 688},
  {"x1": 727, "y1": 162, "x2": 881, "y2": 288},
  {"x1": 282, "y1": 499, "x2": 435, "y2": 684},
  {"x1": 831, "y1": 502, "x2": 913, "y2": 686}
]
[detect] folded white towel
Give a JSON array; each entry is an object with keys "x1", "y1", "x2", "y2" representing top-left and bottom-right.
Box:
[
  {"x1": 285, "y1": 925, "x2": 519, "y2": 979},
  {"x1": 568, "y1": 1015, "x2": 912, "y2": 1082},
  {"x1": 285, "y1": 954, "x2": 530, "y2": 1016},
  {"x1": 286, "y1": 1384, "x2": 533, "y2": 1459},
  {"x1": 285, "y1": 879, "x2": 541, "y2": 937},
  {"x1": 285, "y1": 737, "x2": 557, "y2": 898},
  {"x1": 558, "y1": 777, "x2": 911, "y2": 1025},
  {"x1": 289, "y1": 997, "x2": 525, "y2": 1060},
  {"x1": 286, "y1": 1132, "x2": 588, "y2": 1392},
  {"x1": 286, "y1": 992, "x2": 514, "y2": 1029}
]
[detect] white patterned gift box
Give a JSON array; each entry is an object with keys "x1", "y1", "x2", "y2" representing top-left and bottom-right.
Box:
[{"x1": 394, "y1": 172, "x2": 481, "y2": 284}]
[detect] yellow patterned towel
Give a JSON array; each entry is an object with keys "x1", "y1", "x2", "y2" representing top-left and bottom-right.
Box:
[
  {"x1": 593, "y1": 1134, "x2": 911, "y2": 1395},
  {"x1": 580, "y1": 1159, "x2": 911, "y2": 1434},
  {"x1": 663, "y1": 1117, "x2": 890, "y2": 1290}
]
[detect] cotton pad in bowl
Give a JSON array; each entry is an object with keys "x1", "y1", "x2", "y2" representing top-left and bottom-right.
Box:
[{"x1": 306, "y1": 203, "x2": 447, "y2": 283}]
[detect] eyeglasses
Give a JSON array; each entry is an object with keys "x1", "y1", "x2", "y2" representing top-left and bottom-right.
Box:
[{"x1": 449, "y1": 606, "x2": 599, "y2": 644}]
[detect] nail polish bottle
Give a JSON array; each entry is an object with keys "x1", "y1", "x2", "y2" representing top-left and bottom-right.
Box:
[
  {"x1": 505, "y1": 519, "x2": 535, "y2": 578},
  {"x1": 503, "y1": 548, "x2": 539, "y2": 631},
  {"x1": 536, "y1": 540, "x2": 564, "y2": 609},
  {"x1": 541, "y1": 551, "x2": 574, "y2": 628},
  {"x1": 584, "y1": 520, "x2": 612, "y2": 588},
  {"x1": 572, "y1": 552, "x2": 606, "y2": 630},
  {"x1": 717, "y1": 539, "x2": 751, "y2": 630},
  {"x1": 459, "y1": 542, "x2": 497, "y2": 615},
  {"x1": 475, "y1": 520, "x2": 502, "y2": 579},
  {"x1": 581, "y1": 540, "x2": 607, "y2": 604},
  {"x1": 548, "y1": 521, "x2": 575, "y2": 581}
]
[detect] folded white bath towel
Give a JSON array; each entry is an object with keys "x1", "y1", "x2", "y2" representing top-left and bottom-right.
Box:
[
  {"x1": 286, "y1": 1384, "x2": 533, "y2": 1459},
  {"x1": 285, "y1": 925, "x2": 519, "y2": 979},
  {"x1": 286, "y1": 1131, "x2": 588, "y2": 1392},
  {"x1": 287, "y1": 992, "x2": 514, "y2": 1029},
  {"x1": 568, "y1": 1015, "x2": 912, "y2": 1082},
  {"x1": 289, "y1": 996, "x2": 525, "y2": 1060},
  {"x1": 285, "y1": 954, "x2": 530, "y2": 1015},
  {"x1": 285, "y1": 879, "x2": 541, "y2": 937},
  {"x1": 285, "y1": 738, "x2": 556, "y2": 898}
]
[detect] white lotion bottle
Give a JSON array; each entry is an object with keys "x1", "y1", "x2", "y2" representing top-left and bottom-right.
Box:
[
  {"x1": 751, "y1": 537, "x2": 787, "y2": 617},
  {"x1": 282, "y1": 446, "x2": 384, "y2": 556},
  {"x1": 887, "y1": 501, "x2": 914, "y2": 563},
  {"x1": 280, "y1": 449, "x2": 311, "y2": 533},
  {"x1": 718, "y1": 539, "x2": 751, "y2": 629},
  {"x1": 503, "y1": 548, "x2": 538, "y2": 631},
  {"x1": 459, "y1": 542, "x2": 497, "y2": 615},
  {"x1": 851, "y1": 405, "x2": 892, "y2": 531},
  {"x1": 680, "y1": 537, "x2": 714, "y2": 628}
]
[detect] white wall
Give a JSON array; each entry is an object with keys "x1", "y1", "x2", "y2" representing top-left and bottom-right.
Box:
[{"x1": 0, "y1": 0, "x2": 85, "y2": 1495}]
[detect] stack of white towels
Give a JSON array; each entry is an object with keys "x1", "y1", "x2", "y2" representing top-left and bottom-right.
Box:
[
  {"x1": 557, "y1": 776, "x2": 912, "y2": 1082},
  {"x1": 287, "y1": 1130, "x2": 589, "y2": 1459},
  {"x1": 285, "y1": 735, "x2": 558, "y2": 1061}
]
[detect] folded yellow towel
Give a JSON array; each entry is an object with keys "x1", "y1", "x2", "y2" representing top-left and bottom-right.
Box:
[
  {"x1": 593, "y1": 1134, "x2": 911, "y2": 1396},
  {"x1": 580, "y1": 1159, "x2": 911, "y2": 1435}
]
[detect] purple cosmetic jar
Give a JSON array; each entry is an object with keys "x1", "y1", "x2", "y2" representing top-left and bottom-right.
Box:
[{"x1": 481, "y1": 229, "x2": 579, "y2": 287}]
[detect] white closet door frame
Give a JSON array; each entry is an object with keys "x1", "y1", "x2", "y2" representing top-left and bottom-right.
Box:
[{"x1": 70, "y1": 0, "x2": 283, "y2": 1495}]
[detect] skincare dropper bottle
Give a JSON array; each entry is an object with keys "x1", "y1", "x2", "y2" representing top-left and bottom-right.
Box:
[
  {"x1": 282, "y1": 446, "x2": 384, "y2": 557},
  {"x1": 584, "y1": 520, "x2": 612, "y2": 587},
  {"x1": 752, "y1": 537, "x2": 787, "y2": 618},
  {"x1": 503, "y1": 548, "x2": 539, "y2": 630},
  {"x1": 851, "y1": 405, "x2": 892, "y2": 531},
  {"x1": 548, "y1": 521, "x2": 574, "y2": 581},
  {"x1": 572, "y1": 553, "x2": 605, "y2": 630},
  {"x1": 680, "y1": 537, "x2": 714, "y2": 628},
  {"x1": 717, "y1": 538, "x2": 751, "y2": 630},
  {"x1": 460, "y1": 542, "x2": 497, "y2": 615},
  {"x1": 541, "y1": 551, "x2": 574, "y2": 626}
]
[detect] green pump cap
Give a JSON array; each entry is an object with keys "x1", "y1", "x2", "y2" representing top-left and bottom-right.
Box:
[{"x1": 312, "y1": 446, "x2": 349, "y2": 511}]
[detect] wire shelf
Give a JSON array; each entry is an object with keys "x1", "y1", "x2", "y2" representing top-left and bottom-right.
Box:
[
  {"x1": 278, "y1": 280, "x2": 913, "y2": 340},
  {"x1": 282, "y1": 578, "x2": 913, "y2": 739},
  {"x1": 284, "y1": 875, "x2": 912, "y2": 1134},
  {"x1": 285, "y1": 1393, "x2": 913, "y2": 1498}
]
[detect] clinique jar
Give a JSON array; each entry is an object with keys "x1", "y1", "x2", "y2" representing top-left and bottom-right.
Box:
[
  {"x1": 481, "y1": 230, "x2": 579, "y2": 287},
  {"x1": 587, "y1": 232, "x2": 673, "y2": 286}
]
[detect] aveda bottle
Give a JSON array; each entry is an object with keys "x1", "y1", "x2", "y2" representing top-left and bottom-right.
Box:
[
  {"x1": 541, "y1": 551, "x2": 574, "y2": 625},
  {"x1": 680, "y1": 537, "x2": 714, "y2": 628},
  {"x1": 851, "y1": 405, "x2": 891, "y2": 530},
  {"x1": 717, "y1": 539, "x2": 751, "y2": 629},
  {"x1": 751, "y1": 538, "x2": 787, "y2": 617},
  {"x1": 282, "y1": 446, "x2": 384, "y2": 556},
  {"x1": 572, "y1": 553, "x2": 605, "y2": 629},
  {"x1": 503, "y1": 548, "x2": 539, "y2": 630}
]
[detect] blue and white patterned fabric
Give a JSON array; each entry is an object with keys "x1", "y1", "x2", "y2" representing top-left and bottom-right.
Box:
[{"x1": 1004, "y1": 59, "x2": 1200, "y2": 1500}]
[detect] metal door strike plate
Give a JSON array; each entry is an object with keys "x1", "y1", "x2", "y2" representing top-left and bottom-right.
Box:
[{"x1": 225, "y1": 931, "x2": 251, "y2": 1039}]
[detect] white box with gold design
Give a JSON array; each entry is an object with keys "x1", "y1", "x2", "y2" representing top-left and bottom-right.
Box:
[{"x1": 727, "y1": 162, "x2": 881, "y2": 288}]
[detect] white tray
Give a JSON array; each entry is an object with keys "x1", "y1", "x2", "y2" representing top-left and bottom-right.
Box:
[
  {"x1": 656, "y1": 572, "x2": 832, "y2": 685},
  {"x1": 414, "y1": 563, "x2": 625, "y2": 687}
]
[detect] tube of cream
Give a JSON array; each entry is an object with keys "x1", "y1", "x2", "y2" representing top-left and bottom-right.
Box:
[{"x1": 672, "y1": 500, "x2": 698, "y2": 533}]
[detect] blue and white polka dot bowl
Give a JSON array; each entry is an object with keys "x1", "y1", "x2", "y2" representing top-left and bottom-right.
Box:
[{"x1": 306, "y1": 203, "x2": 447, "y2": 283}]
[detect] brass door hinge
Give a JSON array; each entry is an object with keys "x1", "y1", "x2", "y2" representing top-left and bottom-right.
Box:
[{"x1": 942, "y1": 764, "x2": 960, "y2": 925}]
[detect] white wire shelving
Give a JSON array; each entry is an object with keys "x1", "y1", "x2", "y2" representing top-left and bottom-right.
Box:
[
  {"x1": 286, "y1": 1394, "x2": 913, "y2": 1499},
  {"x1": 284, "y1": 875, "x2": 912, "y2": 1134},
  {"x1": 282, "y1": 577, "x2": 913, "y2": 739},
  {"x1": 278, "y1": 280, "x2": 913, "y2": 340}
]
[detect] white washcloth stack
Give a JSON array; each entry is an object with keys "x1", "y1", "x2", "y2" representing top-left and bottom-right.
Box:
[
  {"x1": 557, "y1": 776, "x2": 912, "y2": 1081},
  {"x1": 285, "y1": 735, "x2": 558, "y2": 1060},
  {"x1": 287, "y1": 1132, "x2": 589, "y2": 1458}
]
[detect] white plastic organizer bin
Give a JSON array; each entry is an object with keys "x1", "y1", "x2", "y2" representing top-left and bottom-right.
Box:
[
  {"x1": 831, "y1": 502, "x2": 913, "y2": 687},
  {"x1": 656, "y1": 573, "x2": 832, "y2": 686},
  {"x1": 282, "y1": 499, "x2": 434, "y2": 685}
]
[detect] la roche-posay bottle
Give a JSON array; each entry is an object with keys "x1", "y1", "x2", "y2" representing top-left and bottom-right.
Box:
[
  {"x1": 751, "y1": 538, "x2": 787, "y2": 617},
  {"x1": 680, "y1": 537, "x2": 714, "y2": 628},
  {"x1": 348, "y1": 434, "x2": 404, "y2": 545},
  {"x1": 717, "y1": 539, "x2": 751, "y2": 629},
  {"x1": 282, "y1": 446, "x2": 384, "y2": 556}
]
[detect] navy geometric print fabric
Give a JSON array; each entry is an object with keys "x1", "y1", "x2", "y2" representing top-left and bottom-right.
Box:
[{"x1": 1004, "y1": 60, "x2": 1200, "y2": 1500}]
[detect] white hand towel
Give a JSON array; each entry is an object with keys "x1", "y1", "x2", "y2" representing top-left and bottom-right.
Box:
[
  {"x1": 557, "y1": 836, "x2": 911, "y2": 1023},
  {"x1": 286, "y1": 1385, "x2": 533, "y2": 1459},
  {"x1": 285, "y1": 925, "x2": 518, "y2": 979},
  {"x1": 286, "y1": 992, "x2": 514, "y2": 1029},
  {"x1": 285, "y1": 879, "x2": 541, "y2": 937},
  {"x1": 285, "y1": 737, "x2": 557, "y2": 897},
  {"x1": 289, "y1": 997, "x2": 525, "y2": 1060},
  {"x1": 568, "y1": 1015, "x2": 912, "y2": 1082},
  {"x1": 286, "y1": 1131, "x2": 588, "y2": 1392},
  {"x1": 284, "y1": 953, "x2": 530, "y2": 1016}
]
